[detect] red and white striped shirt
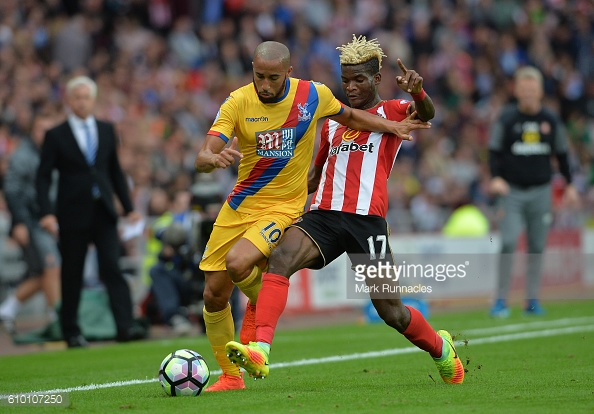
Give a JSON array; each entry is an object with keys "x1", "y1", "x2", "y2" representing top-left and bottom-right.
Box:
[{"x1": 309, "y1": 99, "x2": 409, "y2": 218}]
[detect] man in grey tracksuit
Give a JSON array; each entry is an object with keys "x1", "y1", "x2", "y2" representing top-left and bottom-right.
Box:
[
  {"x1": 0, "y1": 114, "x2": 61, "y2": 334},
  {"x1": 488, "y1": 66, "x2": 579, "y2": 317}
]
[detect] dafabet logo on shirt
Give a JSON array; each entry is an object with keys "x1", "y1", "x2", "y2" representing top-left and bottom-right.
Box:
[{"x1": 329, "y1": 141, "x2": 375, "y2": 156}]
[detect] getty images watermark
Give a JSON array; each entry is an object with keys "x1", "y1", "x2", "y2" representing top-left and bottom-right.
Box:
[
  {"x1": 346, "y1": 252, "x2": 590, "y2": 300},
  {"x1": 353, "y1": 260, "x2": 469, "y2": 293},
  {"x1": 346, "y1": 253, "x2": 489, "y2": 299}
]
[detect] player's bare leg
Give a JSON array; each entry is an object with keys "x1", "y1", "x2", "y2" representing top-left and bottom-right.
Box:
[
  {"x1": 370, "y1": 296, "x2": 410, "y2": 332},
  {"x1": 227, "y1": 238, "x2": 267, "y2": 344}
]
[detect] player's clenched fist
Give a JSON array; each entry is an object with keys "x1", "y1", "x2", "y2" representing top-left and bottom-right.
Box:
[{"x1": 212, "y1": 137, "x2": 243, "y2": 169}]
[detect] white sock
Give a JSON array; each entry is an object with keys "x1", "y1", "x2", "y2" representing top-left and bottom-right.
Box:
[
  {"x1": 0, "y1": 295, "x2": 20, "y2": 319},
  {"x1": 48, "y1": 308, "x2": 58, "y2": 322}
]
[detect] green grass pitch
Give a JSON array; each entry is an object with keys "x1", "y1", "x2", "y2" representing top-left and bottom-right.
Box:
[{"x1": 0, "y1": 300, "x2": 592, "y2": 413}]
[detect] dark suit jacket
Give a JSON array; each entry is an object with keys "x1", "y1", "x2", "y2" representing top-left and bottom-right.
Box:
[{"x1": 36, "y1": 119, "x2": 133, "y2": 231}]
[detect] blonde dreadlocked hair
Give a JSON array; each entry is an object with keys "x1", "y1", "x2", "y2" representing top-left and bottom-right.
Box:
[{"x1": 337, "y1": 35, "x2": 387, "y2": 70}]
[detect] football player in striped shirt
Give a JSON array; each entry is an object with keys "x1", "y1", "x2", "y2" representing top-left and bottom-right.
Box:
[
  {"x1": 226, "y1": 36, "x2": 464, "y2": 385},
  {"x1": 194, "y1": 40, "x2": 431, "y2": 391}
]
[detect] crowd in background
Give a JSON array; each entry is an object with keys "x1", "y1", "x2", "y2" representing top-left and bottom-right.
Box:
[{"x1": 0, "y1": 0, "x2": 592, "y2": 242}]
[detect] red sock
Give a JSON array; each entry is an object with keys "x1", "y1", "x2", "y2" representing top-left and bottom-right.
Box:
[
  {"x1": 402, "y1": 306, "x2": 443, "y2": 358},
  {"x1": 255, "y1": 273, "x2": 290, "y2": 344}
]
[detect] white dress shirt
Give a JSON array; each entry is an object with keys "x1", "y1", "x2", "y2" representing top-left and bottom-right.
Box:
[{"x1": 67, "y1": 114, "x2": 98, "y2": 160}]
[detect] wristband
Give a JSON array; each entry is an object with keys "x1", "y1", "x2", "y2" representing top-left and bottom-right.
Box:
[{"x1": 410, "y1": 89, "x2": 426, "y2": 101}]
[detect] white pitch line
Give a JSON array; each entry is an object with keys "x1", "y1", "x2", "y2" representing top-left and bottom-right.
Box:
[
  {"x1": 458, "y1": 315, "x2": 594, "y2": 337},
  {"x1": 269, "y1": 324, "x2": 594, "y2": 369},
  {"x1": 1, "y1": 322, "x2": 593, "y2": 398}
]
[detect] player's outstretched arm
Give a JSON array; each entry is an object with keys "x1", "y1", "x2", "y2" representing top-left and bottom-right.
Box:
[
  {"x1": 396, "y1": 58, "x2": 435, "y2": 122},
  {"x1": 332, "y1": 107, "x2": 430, "y2": 141},
  {"x1": 195, "y1": 135, "x2": 242, "y2": 173},
  {"x1": 408, "y1": 95, "x2": 435, "y2": 122}
]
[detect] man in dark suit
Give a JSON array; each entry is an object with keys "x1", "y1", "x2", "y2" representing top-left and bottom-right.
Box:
[{"x1": 36, "y1": 76, "x2": 146, "y2": 348}]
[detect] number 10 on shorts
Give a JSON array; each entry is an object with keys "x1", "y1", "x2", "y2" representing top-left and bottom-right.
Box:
[{"x1": 261, "y1": 221, "x2": 282, "y2": 245}]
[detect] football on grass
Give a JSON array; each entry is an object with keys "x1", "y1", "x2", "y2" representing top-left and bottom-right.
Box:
[{"x1": 158, "y1": 349, "x2": 210, "y2": 396}]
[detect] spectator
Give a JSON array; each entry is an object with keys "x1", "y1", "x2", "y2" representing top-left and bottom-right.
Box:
[
  {"x1": 51, "y1": 15, "x2": 92, "y2": 73},
  {"x1": 141, "y1": 187, "x2": 171, "y2": 285},
  {"x1": 148, "y1": 189, "x2": 196, "y2": 336},
  {"x1": 0, "y1": 113, "x2": 60, "y2": 335}
]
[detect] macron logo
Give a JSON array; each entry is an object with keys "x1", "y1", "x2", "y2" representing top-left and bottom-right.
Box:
[{"x1": 245, "y1": 116, "x2": 268, "y2": 122}]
